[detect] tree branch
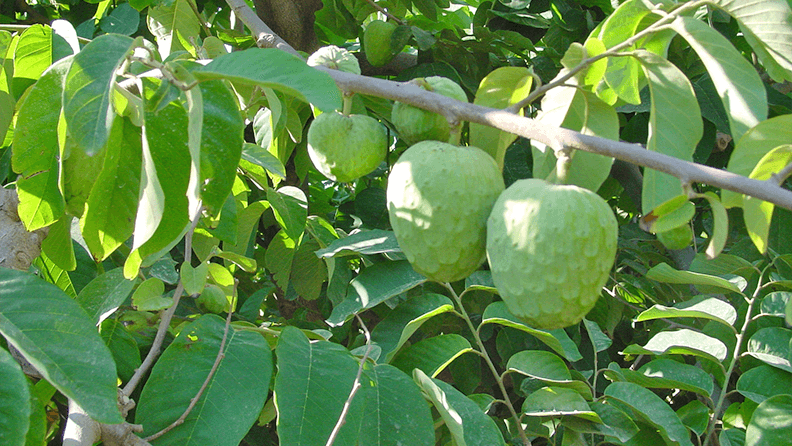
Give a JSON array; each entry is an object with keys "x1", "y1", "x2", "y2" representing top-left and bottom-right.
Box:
[{"x1": 226, "y1": 0, "x2": 792, "y2": 212}]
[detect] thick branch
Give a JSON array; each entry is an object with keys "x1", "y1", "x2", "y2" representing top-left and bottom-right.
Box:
[{"x1": 228, "y1": 0, "x2": 792, "y2": 212}]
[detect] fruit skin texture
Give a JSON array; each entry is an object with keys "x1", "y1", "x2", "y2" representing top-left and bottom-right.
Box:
[
  {"x1": 391, "y1": 77, "x2": 467, "y2": 145},
  {"x1": 657, "y1": 224, "x2": 693, "y2": 250},
  {"x1": 307, "y1": 111, "x2": 387, "y2": 183},
  {"x1": 364, "y1": 20, "x2": 400, "y2": 67},
  {"x1": 387, "y1": 141, "x2": 505, "y2": 282},
  {"x1": 486, "y1": 179, "x2": 618, "y2": 330},
  {"x1": 307, "y1": 45, "x2": 361, "y2": 74}
]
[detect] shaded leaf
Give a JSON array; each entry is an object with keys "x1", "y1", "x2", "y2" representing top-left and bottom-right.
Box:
[
  {"x1": 634, "y1": 295, "x2": 737, "y2": 329},
  {"x1": 646, "y1": 262, "x2": 745, "y2": 293},
  {"x1": 522, "y1": 387, "x2": 600, "y2": 421},
  {"x1": 76, "y1": 267, "x2": 138, "y2": 325},
  {"x1": 745, "y1": 395, "x2": 792, "y2": 446},
  {"x1": 737, "y1": 365, "x2": 792, "y2": 404},
  {"x1": 0, "y1": 347, "x2": 30, "y2": 446},
  {"x1": 391, "y1": 334, "x2": 473, "y2": 377},
  {"x1": 605, "y1": 382, "x2": 693, "y2": 446},
  {"x1": 268, "y1": 186, "x2": 308, "y2": 242},
  {"x1": 746, "y1": 327, "x2": 792, "y2": 373},
  {"x1": 315, "y1": 229, "x2": 401, "y2": 258},
  {"x1": 624, "y1": 329, "x2": 728, "y2": 363}
]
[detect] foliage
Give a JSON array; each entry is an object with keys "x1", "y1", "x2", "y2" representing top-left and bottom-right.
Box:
[{"x1": 1, "y1": 0, "x2": 792, "y2": 445}]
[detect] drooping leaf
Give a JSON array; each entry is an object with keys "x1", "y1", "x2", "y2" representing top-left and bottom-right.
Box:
[
  {"x1": 634, "y1": 295, "x2": 737, "y2": 329},
  {"x1": 195, "y1": 48, "x2": 342, "y2": 112},
  {"x1": 623, "y1": 329, "x2": 728, "y2": 363},
  {"x1": 583, "y1": 318, "x2": 612, "y2": 352},
  {"x1": 603, "y1": 360, "x2": 714, "y2": 398},
  {"x1": 507, "y1": 350, "x2": 592, "y2": 400},
  {"x1": 646, "y1": 262, "x2": 744, "y2": 293},
  {"x1": 264, "y1": 229, "x2": 297, "y2": 291},
  {"x1": 737, "y1": 365, "x2": 792, "y2": 404},
  {"x1": 522, "y1": 387, "x2": 600, "y2": 421},
  {"x1": 745, "y1": 395, "x2": 792, "y2": 446},
  {"x1": 743, "y1": 145, "x2": 792, "y2": 253},
  {"x1": 315, "y1": 229, "x2": 401, "y2": 258},
  {"x1": 267, "y1": 186, "x2": 308, "y2": 242},
  {"x1": 562, "y1": 400, "x2": 639, "y2": 443},
  {"x1": 63, "y1": 34, "x2": 134, "y2": 155},
  {"x1": 605, "y1": 382, "x2": 694, "y2": 446},
  {"x1": 699, "y1": 192, "x2": 729, "y2": 259},
  {"x1": 290, "y1": 238, "x2": 327, "y2": 301},
  {"x1": 746, "y1": 327, "x2": 792, "y2": 373},
  {"x1": 0, "y1": 269, "x2": 122, "y2": 424},
  {"x1": 0, "y1": 347, "x2": 30, "y2": 446},
  {"x1": 146, "y1": 0, "x2": 200, "y2": 57},
  {"x1": 99, "y1": 319, "x2": 141, "y2": 383},
  {"x1": 136, "y1": 315, "x2": 272, "y2": 445},
  {"x1": 390, "y1": 334, "x2": 473, "y2": 377},
  {"x1": 11, "y1": 24, "x2": 73, "y2": 97},
  {"x1": 241, "y1": 142, "x2": 287, "y2": 179},
  {"x1": 327, "y1": 261, "x2": 426, "y2": 326},
  {"x1": 371, "y1": 293, "x2": 455, "y2": 362}
]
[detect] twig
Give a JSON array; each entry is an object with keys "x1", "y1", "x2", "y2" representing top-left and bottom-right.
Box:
[
  {"x1": 443, "y1": 283, "x2": 532, "y2": 446},
  {"x1": 145, "y1": 284, "x2": 236, "y2": 442},
  {"x1": 225, "y1": 0, "x2": 792, "y2": 212},
  {"x1": 224, "y1": 0, "x2": 301, "y2": 57},
  {"x1": 772, "y1": 161, "x2": 792, "y2": 185},
  {"x1": 325, "y1": 314, "x2": 374, "y2": 446},
  {"x1": 123, "y1": 209, "x2": 204, "y2": 395},
  {"x1": 363, "y1": 0, "x2": 405, "y2": 24}
]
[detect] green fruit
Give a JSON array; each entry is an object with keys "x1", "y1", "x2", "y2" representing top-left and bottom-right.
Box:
[
  {"x1": 391, "y1": 76, "x2": 467, "y2": 145},
  {"x1": 307, "y1": 111, "x2": 387, "y2": 182},
  {"x1": 387, "y1": 141, "x2": 504, "y2": 282},
  {"x1": 486, "y1": 179, "x2": 618, "y2": 330},
  {"x1": 657, "y1": 225, "x2": 693, "y2": 250},
  {"x1": 307, "y1": 45, "x2": 361, "y2": 74},
  {"x1": 364, "y1": 20, "x2": 401, "y2": 67},
  {"x1": 197, "y1": 284, "x2": 230, "y2": 314}
]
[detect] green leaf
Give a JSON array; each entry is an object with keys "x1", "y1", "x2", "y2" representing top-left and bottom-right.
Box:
[
  {"x1": 746, "y1": 327, "x2": 792, "y2": 373},
  {"x1": 40, "y1": 214, "x2": 75, "y2": 271},
  {"x1": 745, "y1": 395, "x2": 792, "y2": 446},
  {"x1": 413, "y1": 369, "x2": 506, "y2": 446},
  {"x1": 11, "y1": 24, "x2": 72, "y2": 97},
  {"x1": 646, "y1": 262, "x2": 744, "y2": 293},
  {"x1": 290, "y1": 238, "x2": 327, "y2": 300},
  {"x1": 670, "y1": 16, "x2": 766, "y2": 143},
  {"x1": 359, "y1": 364, "x2": 435, "y2": 446},
  {"x1": 12, "y1": 56, "x2": 71, "y2": 230},
  {"x1": 264, "y1": 229, "x2": 297, "y2": 291},
  {"x1": 482, "y1": 302, "x2": 583, "y2": 362},
  {"x1": 315, "y1": 229, "x2": 401, "y2": 258},
  {"x1": 724, "y1": 115, "x2": 792, "y2": 208},
  {"x1": 371, "y1": 293, "x2": 455, "y2": 362},
  {"x1": 241, "y1": 142, "x2": 286, "y2": 179},
  {"x1": 274, "y1": 326, "x2": 363, "y2": 446},
  {"x1": 583, "y1": 319, "x2": 612, "y2": 352},
  {"x1": 180, "y1": 261, "x2": 208, "y2": 296},
  {"x1": 677, "y1": 400, "x2": 710, "y2": 436},
  {"x1": 132, "y1": 277, "x2": 171, "y2": 311},
  {"x1": 0, "y1": 347, "x2": 30, "y2": 446},
  {"x1": 522, "y1": 387, "x2": 600, "y2": 422},
  {"x1": 635, "y1": 49, "x2": 703, "y2": 214},
  {"x1": 99, "y1": 319, "x2": 141, "y2": 383},
  {"x1": 744, "y1": 145, "x2": 792, "y2": 253},
  {"x1": 623, "y1": 329, "x2": 728, "y2": 363},
  {"x1": 634, "y1": 295, "x2": 737, "y2": 329},
  {"x1": 76, "y1": 268, "x2": 138, "y2": 325},
  {"x1": 469, "y1": 67, "x2": 533, "y2": 169},
  {"x1": 100, "y1": 3, "x2": 140, "y2": 35},
  {"x1": 63, "y1": 34, "x2": 134, "y2": 155},
  {"x1": 327, "y1": 260, "x2": 426, "y2": 326},
  {"x1": 507, "y1": 350, "x2": 592, "y2": 400},
  {"x1": 195, "y1": 48, "x2": 342, "y2": 112},
  {"x1": 612, "y1": 359, "x2": 714, "y2": 397},
  {"x1": 712, "y1": 0, "x2": 792, "y2": 82},
  {"x1": 391, "y1": 334, "x2": 473, "y2": 377},
  {"x1": 80, "y1": 116, "x2": 142, "y2": 260},
  {"x1": 761, "y1": 292, "x2": 791, "y2": 317},
  {"x1": 267, "y1": 186, "x2": 308, "y2": 242},
  {"x1": 0, "y1": 269, "x2": 122, "y2": 424},
  {"x1": 562, "y1": 401, "x2": 639, "y2": 443},
  {"x1": 605, "y1": 381, "x2": 694, "y2": 446},
  {"x1": 699, "y1": 192, "x2": 729, "y2": 259},
  {"x1": 146, "y1": 0, "x2": 200, "y2": 57},
  {"x1": 737, "y1": 365, "x2": 792, "y2": 404},
  {"x1": 136, "y1": 315, "x2": 272, "y2": 445},
  {"x1": 721, "y1": 428, "x2": 746, "y2": 446}
]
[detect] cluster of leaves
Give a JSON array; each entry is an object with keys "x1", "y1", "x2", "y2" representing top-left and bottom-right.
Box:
[{"x1": 1, "y1": 0, "x2": 792, "y2": 445}]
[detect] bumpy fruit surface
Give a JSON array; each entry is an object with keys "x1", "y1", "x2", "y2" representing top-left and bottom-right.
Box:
[
  {"x1": 307, "y1": 45, "x2": 361, "y2": 74},
  {"x1": 657, "y1": 224, "x2": 693, "y2": 250},
  {"x1": 387, "y1": 141, "x2": 504, "y2": 282},
  {"x1": 486, "y1": 179, "x2": 618, "y2": 330},
  {"x1": 391, "y1": 77, "x2": 467, "y2": 145},
  {"x1": 364, "y1": 20, "x2": 401, "y2": 67},
  {"x1": 307, "y1": 111, "x2": 387, "y2": 182}
]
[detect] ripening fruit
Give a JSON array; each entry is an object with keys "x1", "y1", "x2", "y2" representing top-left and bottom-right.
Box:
[
  {"x1": 387, "y1": 141, "x2": 505, "y2": 282},
  {"x1": 364, "y1": 20, "x2": 402, "y2": 67},
  {"x1": 307, "y1": 111, "x2": 387, "y2": 182},
  {"x1": 391, "y1": 76, "x2": 467, "y2": 145},
  {"x1": 656, "y1": 224, "x2": 693, "y2": 250},
  {"x1": 196, "y1": 284, "x2": 230, "y2": 314},
  {"x1": 486, "y1": 179, "x2": 618, "y2": 330}
]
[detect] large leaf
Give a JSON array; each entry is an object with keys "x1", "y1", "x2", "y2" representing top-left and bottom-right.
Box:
[
  {"x1": 635, "y1": 49, "x2": 703, "y2": 214},
  {"x1": 605, "y1": 382, "x2": 693, "y2": 446},
  {"x1": 146, "y1": 0, "x2": 200, "y2": 57},
  {"x1": 135, "y1": 315, "x2": 272, "y2": 445},
  {"x1": 634, "y1": 295, "x2": 737, "y2": 330},
  {"x1": 670, "y1": 16, "x2": 766, "y2": 142},
  {"x1": 737, "y1": 365, "x2": 792, "y2": 404},
  {"x1": 76, "y1": 267, "x2": 138, "y2": 325},
  {"x1": 413, "y1": 369, "x2": 506, "y2": 446},
  {"x1": 267, "y1": 186, "x2": 308, "y2": 242},
  {"x1": 746, "y1": 327, "x2": 792, "y2": 373},
  {"x1": 327, "y1": 260, "x2": 426, "y2": 326},
  {"x1": 80, "y1": 116, "x2": 142, "y2": 260},
  {"x1": 63, "y1": 34, "x2": 134, "y2": 155},
  {"x1": 371, "y1": 293, "x2": 455, "y2": 362},
  {"x1": 522, "y1": 387, "x2": 600, "y2": 421},
  {"x1": 315, "y1": 229, "x2": 401, "y2": 258},
  {"x1": 274, "y1": 326, "x2": 363, "y2": 446},
  {"x1": 469, "y1": 67, "x2": 533, "y2": 168},
  {"x1": 604, "y1": 360, "x2": 714, "y2": 398},
  {"x1": 11, "y1": 24, "x2": 72, "y2": 97},
  {"x1": 195, "y1": 48, "x2": 342, "y2": 112},
  {"x1": 646, "y1": 262, "x2": 744, "y2": 293},
  {"x1": 0, "y1": 269, "x2": 122, "y2": 424},
  {"x1": 743, "y1": 145, "x2": 792, "y2": 253},
  {"x1": 11, "y1": 56, "x2": 71, "y2": 230},
  {"x1": 507, "y1": 350, "x2": 592, "y2": 400},
  {"x1": 745, "y1": 395, "x2": 792, "y2": 446},
  {"x1": 390, "y1": 334, "x2": 473, "y2": 377},
  {"x1": 623, "y1": 329, "x2": 729, "y2": 364},
  {"x1": 712, "y1": 0, "x2": 792, "y2": 82},
  {"x1": 0, "y1": 347, "x2": 30, "y2": 446}
]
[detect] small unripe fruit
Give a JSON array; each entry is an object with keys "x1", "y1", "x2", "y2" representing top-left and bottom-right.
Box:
[
  {"x1": 197, "y1": 284, "x2": 230, "y2": 314},
  {"x1": 387, "y1": 141, "x2": 505, "y2": 282},
  {"x1": 657, "y1": 225, "x2": 693, "y2": 250},
  {"x1": 364, "y1": 20, "x2": 402, "y2": 67},
  {"x1": 307, "y1": 111, "x2": 387, "y2": 183},
  {"x1": 486, "y1": 179, "x2": 618, "y2": 330},
  {"x1": 391, "y1": 77, "x2": 467, "y2": 145},
  {"x1": 307, "y1": 45, "x2": 361, "y2": 74}
]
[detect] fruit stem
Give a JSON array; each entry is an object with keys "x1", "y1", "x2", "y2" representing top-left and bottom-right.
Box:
[
  {"x1": 554, "y1": 148, "x2": 573, "y2": 185},
  {"x1": 448, "y1": 120, "x2": 462, "y2": 146},
  {"x1": 443, "y1": 283, "x2": 533, "y2": 446},
  {"x1": 342, "y1": 92, "x2": 354, "y2": 116}
]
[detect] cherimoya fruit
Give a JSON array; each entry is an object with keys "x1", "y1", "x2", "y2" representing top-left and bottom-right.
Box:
[
  {"x1": 486, "y1": 179, "x2": 617, "y2": 329},
  {"x1": 387, "y1": 141, "x2": 504, "y2": 282}
]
